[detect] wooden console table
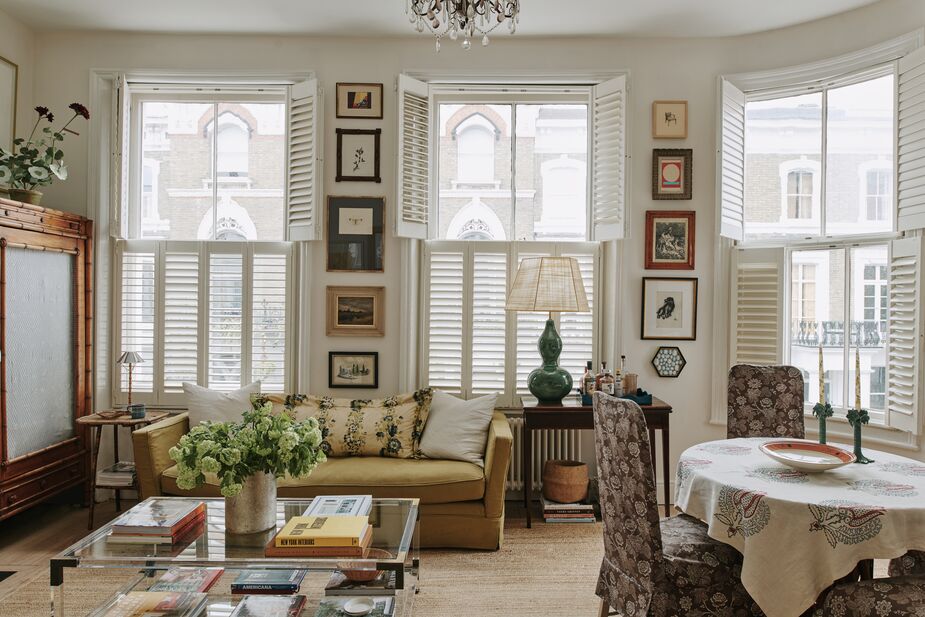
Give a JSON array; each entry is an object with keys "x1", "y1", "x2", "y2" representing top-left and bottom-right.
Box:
[{"x1": 522, "y1": 397, "x2": 673, "y2": 527}]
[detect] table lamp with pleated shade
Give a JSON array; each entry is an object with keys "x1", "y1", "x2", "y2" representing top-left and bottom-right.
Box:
[
  {"x1": 506, "y1": 256, "x2": 589, "y2": 405},
  {"x1": 117, "y1": 351, "x2": 144, "y2": 405}
]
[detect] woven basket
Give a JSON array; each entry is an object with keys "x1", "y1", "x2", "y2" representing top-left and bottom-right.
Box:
[{"x1": 542, "y1": 459, "x2": 589, "y2": 503}]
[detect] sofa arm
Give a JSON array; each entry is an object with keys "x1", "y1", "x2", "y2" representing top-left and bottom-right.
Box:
[
  {"x1": 132, "y1": 413, "x2": 190, "y2": 499},
  {"x1": 483, "y1": 411, "x2": 513, "y2": 519}
]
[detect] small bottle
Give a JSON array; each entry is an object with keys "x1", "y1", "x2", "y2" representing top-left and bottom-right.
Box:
[
  {"x1": 614, "y1": 355, "x2": 624, "y2": 397},
  {"x1": 582, "y1": 361, "x2": 594, "y2": 394},
  {"x1": 595, "y1": 361, "x2": 607, "y2": 391},
  {"x1": 598, "y1": 362, "x2": 616, "y2": 396}
]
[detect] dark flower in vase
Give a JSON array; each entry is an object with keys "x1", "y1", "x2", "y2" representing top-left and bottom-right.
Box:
[
  {"x1": 45, "y1": 112, "x2": 54, "y2": 123},
  {"x1": 68, "y1": 103, "x2": 90, "y2": 120},
  {"x1": 34, "y1": 106, "x2": 51, "y2": 119}
]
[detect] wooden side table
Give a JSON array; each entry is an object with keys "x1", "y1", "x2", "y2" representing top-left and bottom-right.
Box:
[
  {"x1": 77, "y1": 410, "x2": 170, "y2": 529},
  {"x1": 522, "y1": 397, "x2": 673, "y2": 527}
]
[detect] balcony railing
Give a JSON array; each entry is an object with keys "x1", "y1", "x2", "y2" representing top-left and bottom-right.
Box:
[{"x1": 791, "y1": 319, "x2": 886, "y2": 348}]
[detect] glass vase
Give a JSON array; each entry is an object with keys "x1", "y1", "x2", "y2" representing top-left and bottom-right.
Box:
[{"x1": 225, "y1": 471, "x2": 277, "y2": 534}]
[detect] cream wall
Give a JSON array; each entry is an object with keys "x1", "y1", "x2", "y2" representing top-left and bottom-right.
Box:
[
  {"x1": 7, "y1": 0, "x2": 924, "y2": 475},
  {"x1": 0, "y1": 7, "x2": 33, "y2": 150}
]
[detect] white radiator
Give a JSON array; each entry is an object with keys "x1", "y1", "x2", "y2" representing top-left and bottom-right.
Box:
[{"x1": 505, "y1": 415, "x2": 583, "y2": 494}]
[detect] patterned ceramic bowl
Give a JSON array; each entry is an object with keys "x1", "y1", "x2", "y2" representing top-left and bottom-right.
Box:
[{"x1": 760, "y1": 440, "x2": 856, "y2": 472}]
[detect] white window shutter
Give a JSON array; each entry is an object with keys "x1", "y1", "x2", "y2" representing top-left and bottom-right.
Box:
[
  {"x1": 110, "y1": 73, "x2": 130, "y2": 239},
  {"x1": 591, "y1": 75, "x2": 627, "y2": 241},
  {"x1": 732, "y1": 247, "x2": 784, "y2": 365},
  {"x1": 396, "y1": 74, "x2": 431, "y2": 239},
  {"x1": 559, "y1": 248, "x2": 597, "y2": 385},
  {"x1": 887, "y1": 236, "x2": 923, "y2": 434},
  {"x1": 719, "y1": 78, "x2": 747, "y2": 241},
  {"x1": 116, "y1": 242, "x2": 156, "y2": 402},
  {"x1": 425, "y1": 245, "x2": 465, "y2": 393},
  {"x1": 252, "y1": 249, "x2": 290, "y2": 392},
  {"x1": 162, "y1": 244, "x2": 200, "y2": 399},
  {"x1": 897, "y1": 47, "x2": 925, "y2": 232},
  {"x1": 471, "y1": 250, "x2": 508, "y2": 397},
  {"x1": 287, "y1": 79, "x2": 321, "y2": 241}
]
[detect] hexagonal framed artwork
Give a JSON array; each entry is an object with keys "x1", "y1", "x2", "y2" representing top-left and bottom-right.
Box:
[{"x1": 652, "y1": 346, "x2": 686, "y2": 378}]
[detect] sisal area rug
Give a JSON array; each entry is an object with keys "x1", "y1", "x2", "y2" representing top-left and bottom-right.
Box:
[{"x1": 2, "y1": 521, "x2": 603, "y2": 616}]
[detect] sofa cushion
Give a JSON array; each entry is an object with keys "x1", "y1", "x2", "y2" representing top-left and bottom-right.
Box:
[
  {"x1": 160, "y1": 456, "x2": 485, "y2": 504},
  {"x1": 253, "y1": 390, "x2": 433, "y2": 459}
]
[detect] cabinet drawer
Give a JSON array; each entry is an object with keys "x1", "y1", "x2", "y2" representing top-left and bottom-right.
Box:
[{"x1": 0, "y1": 461, "x2": 83, "y2": 511}]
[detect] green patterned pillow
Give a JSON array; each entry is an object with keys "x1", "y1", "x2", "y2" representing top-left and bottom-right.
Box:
[{"x1": 252, "y1": 389, "x2": 433, "y2": 459}]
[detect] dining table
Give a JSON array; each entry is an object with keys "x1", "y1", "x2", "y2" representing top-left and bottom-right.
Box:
[{"x1": 675, "y1": 437, "x2": 925, "y2": 617}]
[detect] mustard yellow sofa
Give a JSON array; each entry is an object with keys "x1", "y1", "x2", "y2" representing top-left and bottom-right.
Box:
[{"x1": 132, "y1": 411, "x2": 513, "y2": 550}]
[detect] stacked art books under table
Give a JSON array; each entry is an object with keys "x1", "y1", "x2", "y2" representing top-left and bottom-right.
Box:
[{"x1": 53, "y1": 495, "x2": 418, "y2": 617}]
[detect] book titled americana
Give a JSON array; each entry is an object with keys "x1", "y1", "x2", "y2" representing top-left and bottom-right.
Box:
[
  {"x1": 231, "y1": 569, "x2": 306, "y2": 594},
  {"x1": 313, "y1": 597, "x2": 394, "y2": 617},
  {"x1": 94, "y1": 591, "x2": 207, "y2": 617},
  {"x1": 149, "y1": 567, "x2": 224, "y2": 593},
  {"x1": 229, "y1": 595, "x2": 307, "y2": 617},
  {"x1": 110, "y1": 499, "x2": 206, "y2": 535},
  {"x1": 275, "y1": 515, "x2": 369, "y2": 547}
]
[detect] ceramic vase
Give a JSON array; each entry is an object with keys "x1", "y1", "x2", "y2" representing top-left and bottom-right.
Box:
[
  {"x1": 225, "y1": 471, "x2": 277, "y2": 534},
  {"x1": 7, "y1": 188, "x2": 43, "y2": 206}
]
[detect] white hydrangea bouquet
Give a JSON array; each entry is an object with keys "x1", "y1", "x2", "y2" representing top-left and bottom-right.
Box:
[{"x1": 169, "y1": 402, "x2": 327, "y2": 498}]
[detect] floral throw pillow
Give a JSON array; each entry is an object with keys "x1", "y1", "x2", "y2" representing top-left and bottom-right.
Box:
[{"x1": 252, "y1": 389, "x2": 433, "y2": 459}]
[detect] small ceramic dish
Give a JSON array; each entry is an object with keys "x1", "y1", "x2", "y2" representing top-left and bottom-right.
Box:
[
  {"x1": 343, "y1": 598, "x2": 375, "y2": 616},
  {"x1": 96, "y1": 410, "x2": 125, "y2": 419},
  {"x1": 343, "y1": 548, "x2": 393, "y2": 582},
  {"x1": 760, "y1": 440, "x2": 855, "y2": 472}
]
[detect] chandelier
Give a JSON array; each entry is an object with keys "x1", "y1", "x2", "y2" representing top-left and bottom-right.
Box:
[{"x1": 406, "y1": 1, "x2": 521, "y2": 52}]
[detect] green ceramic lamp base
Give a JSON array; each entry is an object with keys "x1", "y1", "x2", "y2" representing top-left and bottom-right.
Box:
[{"x1": 527, "y1": 317, "x2": 573, "y2": 405}]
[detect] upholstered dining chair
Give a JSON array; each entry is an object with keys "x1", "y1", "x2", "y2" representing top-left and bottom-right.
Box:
[
  {"x1": 820, "y1": 576, "x2": 925, "y2": 615},
  {"x1": 890, "y1": 550, "x2": 925, "y2": 577},
  {"x1": 727, "y1": 364, "x2": 805, "y2": 439},
  {"x1": 592, "y1": 392, "x2": 763, "y2": 617}
]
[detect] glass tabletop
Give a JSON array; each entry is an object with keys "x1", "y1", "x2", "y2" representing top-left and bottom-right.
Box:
[{"x1": 57, "y1": 497, "x2": 419, "y2": 571}]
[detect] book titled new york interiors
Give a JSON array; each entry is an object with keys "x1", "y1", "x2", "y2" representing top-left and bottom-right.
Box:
[{"x1": 275, "y1": 516, "x2": 368, "y2": 547}]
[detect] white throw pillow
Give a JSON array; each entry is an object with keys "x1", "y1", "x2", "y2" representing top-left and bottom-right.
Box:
[
  {"x1": 182, "y1": 381, "x2": 261, "y2": 426},
  {"x1": 419, "y1": 390, "x2": 498, "y2": 467}
]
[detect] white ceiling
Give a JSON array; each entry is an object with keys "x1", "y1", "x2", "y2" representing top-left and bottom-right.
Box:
[{"x1": 0, "y1": 0, "x2": 883, "y2": 38}]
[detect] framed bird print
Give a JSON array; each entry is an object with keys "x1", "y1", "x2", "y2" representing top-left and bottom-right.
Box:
[{"x1": 641, "y1": 277, "x2": 698, "y2": 340}]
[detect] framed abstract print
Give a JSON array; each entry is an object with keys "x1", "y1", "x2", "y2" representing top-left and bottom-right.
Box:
[
  {"x1": 329, "y1": 352, "x2": 379, "y2": 389},
  {"x1": 336, "y1": 83, "x2": 383, "y2": 119},
  {"x1": 652, "y1": 148, "x2": 692, "y2": 200},
  {"x1": 326, "y1": 286, "x2": 385, "y2": 337},
  {"x1": 645, "y1": 210, "x2": 695, "y2": 270},
  {"x1": 336, "y1": 128, "x2": 381, "y2": 183},
  {"x1": 641, "y1": 277, "x2": 698, "y2": 340},
  {"x1": 652, "y1": 100, "x2": 688, "y2": 139},
  {"x1": 327, "y1": 196, "x2": 384, "y2": 272}
]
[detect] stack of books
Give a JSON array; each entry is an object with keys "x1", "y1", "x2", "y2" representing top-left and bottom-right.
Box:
[
  {"x1": 93, "y1": 591, "x2": 207, "y2": 617},
  {"x1": 542, "y1": 497, "x2": 596, "y2": 523},
  {"x1": 230, "y1": 570, "x2": 306, "y2": 595},
  {"x1": 107, "y1": 499, "x2": 206, "y2": 545},
  {"x1": 265, "y1": 515, "x2": 371, "y2": 558},
  {"x1": 149, "y1": 568, "x2": 224, "y2": 593},
  {"x1": 97, "y1": 461, "x2": 137, "y2": 487},
  {"x1": 304, "y1": 494, "x2": 372, "y2": 517},
  {"x1": 229, "y1": 595, "x2": 307, "y2": 617}
]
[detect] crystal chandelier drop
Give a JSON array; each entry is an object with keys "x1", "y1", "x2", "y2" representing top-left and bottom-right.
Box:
[{"x1": 406, "y1": 1, "x2": 521, "y2": 52}]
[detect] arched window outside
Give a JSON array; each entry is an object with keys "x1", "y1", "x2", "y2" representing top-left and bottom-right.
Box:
[
  {"x1": 217, "y1": 121, "x2": 249, "y2": 177},
  {"x1": 457, "y1": 124, "x2": 494, "y2": 183}
]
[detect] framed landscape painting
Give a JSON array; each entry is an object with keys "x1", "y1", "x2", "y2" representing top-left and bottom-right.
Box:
[
  {"x1": 336, "y1": 128, "x2": 381, "y2": 183},
  {"x1": 329, "y1": 352, "x2": 379, "y2": 389},
  {"x1": 326, "y1": 286, "x2": 385, "y2": 337},
  {"x1": 641, "y1": 277, "x2": 698, "y2": 340},
  {"x1": 652, "y1": 148, "x2": 692, "y2": 200},
  {"x1": 645, "y1": 210, "x2": 695, "y2": 270},
  {"x1": 336, "y1": 83, "x2": 383, "y2": 119},
  {"x1": 327, "y1": 196, "x2": 384, "y2": 272}
]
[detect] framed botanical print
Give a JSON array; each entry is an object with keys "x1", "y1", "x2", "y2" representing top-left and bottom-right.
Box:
[
  {"x1": 652, "y1": 100, "x2": 687, "y2": 139},
  {"x1": 641, "y1": 277, "x2": 698, "y2": 340},
  {"x1": 327, "y1": 196, "x2": 384, "y2": 272},
  {"x1": 0, "y1": 55, "x2": 17, "y2": 151},
  {"x1": 645, "y1": 210, "x2": 695, "y2": 270},
  {"x1": 336, "y1": 83, "x2": 383, "y2": 119},
  {"x1": 652, "y1": 148, "x2": 692, "y2": 200},
  {"x1": 326, "y1": 286, "x2": 385, "y2": 337},
  {"x1": 336, "y1": 128, "x2": 381, "y2": 183},
  {"x1": 329, "y1": 351, "x2": 379, "y2": 389}
]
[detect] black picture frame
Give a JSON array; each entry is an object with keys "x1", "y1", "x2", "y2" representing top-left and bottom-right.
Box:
[
  {"x1": 336, "y1": 128, "x2": 381, "y2": 183},
  {"x1": 328, "y1": 351, "x2": 379, "y2": 389},
  {"x1": 326, "y1": 196, "x2": 384, "y2": 272},
  {"x1": 640, "y1": 276, "x2": 698, "y2": 340}
]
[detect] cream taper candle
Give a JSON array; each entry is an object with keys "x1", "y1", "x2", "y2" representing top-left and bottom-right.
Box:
[{"x1": 855, "y1": 345, "x2": 862, "y2": 410}]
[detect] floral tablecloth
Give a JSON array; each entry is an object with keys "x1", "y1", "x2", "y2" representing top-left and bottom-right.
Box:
[{"x1": 675, "y1": 438, "x2": 925, "y2": 617}]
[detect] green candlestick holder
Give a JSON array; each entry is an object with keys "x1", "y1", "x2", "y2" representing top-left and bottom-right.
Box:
[
  {"x1": 812, "y1": 401, "x2": 834, "y2": 445},
  {"x1": 847, "y1": 408, "x2": 874, "y2": 464}
]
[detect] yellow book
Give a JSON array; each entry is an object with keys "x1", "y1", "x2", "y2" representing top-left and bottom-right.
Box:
[{"x1": 275, "y1": 515, "x2": 369, "y2": 547}]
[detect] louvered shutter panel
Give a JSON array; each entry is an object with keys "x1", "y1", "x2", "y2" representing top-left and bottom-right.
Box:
[
  {"x1": 110, "y1": 73, "x2": 130, "y2": 239},
  {"x1": 560, "y1": 248, "x2": 597, "y2": 384},
  {"x1": 732, "y1": 247, "x2": 784, "y2": 365},
  {"x1": 207, "y1": 250, "x2": 244, "y2": 390},
  {"x1": 719, "y1": 79, "x2": 747, "y2": 241},
  {"x1": 252, "y1": 250, "x2": 289, "y2": 392},
  {"x1": 426, "y1": 247, "x2": 465, "y2": 393},
  {"x1": 591, "y1": 75, "x2": 626, "y2": 241},
  {"x1": 396, "y1": 74, "x2": 431, "y2": 239},
  {"x1": 117, "y1": 243, "x2": 155, "y2": 398},
  {"x1": 287, "y1": 79, "x2": 321, "y2": 241},
  {"x1": 471, "y1": 250, "x2": 508, "y2": 396},
  {"x1": 887, "y1": 236, "x2": 923, "y2": 434},
  {"x1": 162, "y1": 246, "x2": 200, "y2": 395},
  {"x1": 897, "y1": 48, "x2": 925, "y2": 231}
]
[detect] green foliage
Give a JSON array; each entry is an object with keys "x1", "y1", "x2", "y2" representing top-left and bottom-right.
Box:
[
  {"x1": 0, "y1": 104, "x2": 89, "y2": 190},
  {"x1": 168, "y1": 402, "x2": 327, "y2": 497}
]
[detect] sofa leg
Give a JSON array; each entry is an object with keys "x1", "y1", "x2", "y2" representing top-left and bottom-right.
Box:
[{"x1": 598, "y1": 598, "x2": 610, "y2": 617}]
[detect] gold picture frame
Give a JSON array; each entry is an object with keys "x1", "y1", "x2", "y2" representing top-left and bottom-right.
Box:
[
  {"x1": 652, "y1": 100, "x2": 688, "y2": 139},
  {"x1": 326, "y1": 286, "x2": 385, "y2": 337}
]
